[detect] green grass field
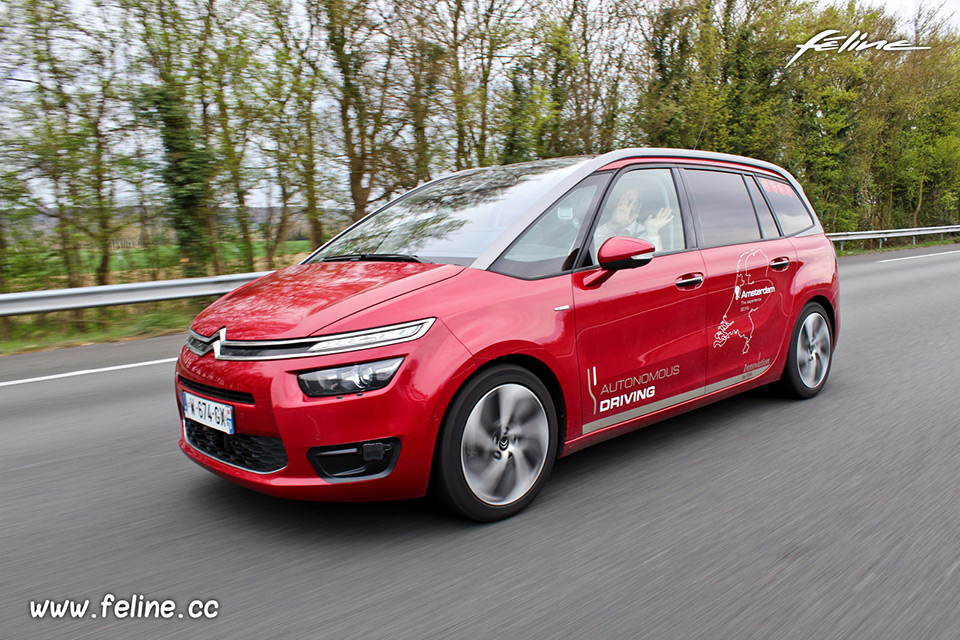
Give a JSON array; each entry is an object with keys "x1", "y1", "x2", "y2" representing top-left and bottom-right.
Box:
[{"x1": 6, "y1": 240, "x2": 315, "y2": 291}]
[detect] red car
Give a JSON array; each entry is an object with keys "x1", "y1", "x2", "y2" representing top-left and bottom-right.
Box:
[{"x1": 177, "y1": 148, "x2": 839, "y2": 521}]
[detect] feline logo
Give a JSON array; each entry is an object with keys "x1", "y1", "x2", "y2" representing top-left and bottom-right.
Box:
[{"x1": 787, "y1": 30, "x2": 930, "y2": 67}]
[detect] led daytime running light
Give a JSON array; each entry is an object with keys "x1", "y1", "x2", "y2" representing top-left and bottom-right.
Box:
[{"x1": 189, "y1": 318, "x2": 436, "y2": 361}]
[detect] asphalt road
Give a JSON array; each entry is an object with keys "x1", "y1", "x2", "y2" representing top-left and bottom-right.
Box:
[{"x1": 3, "y1": 245, "x2": 960, "y2": 639}]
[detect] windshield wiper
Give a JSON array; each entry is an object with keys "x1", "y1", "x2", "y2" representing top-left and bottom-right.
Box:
[{"x1": 319, "y1": 253, "x2": 426, "y2": 263}]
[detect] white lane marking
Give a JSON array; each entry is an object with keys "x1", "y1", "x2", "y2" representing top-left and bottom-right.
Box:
[
  {"x1": 877, "y1": 249, "x2": 960, "y2": 263},
  {"x1": 0, "y1": 357, "x2": 178, "y2": 388},
  {"x1": 638, "y1": 547, "x2": 670, "y2": 566},
  {"x1": 946, "y1": 557, "x2": 960, "y2": 578}
]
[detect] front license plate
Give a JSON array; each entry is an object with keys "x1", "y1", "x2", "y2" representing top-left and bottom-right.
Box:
[{"x1": 182, "y1": 391, "x2": 234, "y2": 434}]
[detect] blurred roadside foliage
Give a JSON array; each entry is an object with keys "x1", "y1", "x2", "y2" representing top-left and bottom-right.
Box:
[{"x1": 0, "y1": 0, "x2": 958, "y2": 314}]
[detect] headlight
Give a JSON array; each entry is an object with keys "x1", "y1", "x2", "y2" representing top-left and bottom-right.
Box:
[{"x1": 298, "y1": 357, "x2": 404, "y2": 397}]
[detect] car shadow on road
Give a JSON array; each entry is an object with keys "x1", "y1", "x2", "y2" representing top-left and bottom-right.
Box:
[
  {"x1": 551, "y1": 384, "x2": 796, "y2": 478},
  {"x1": 188, "y1": 477, "x2": 465, "y2": 536},
  {"x1": 184, "y1": 384, "x2": 802, "y2": 539}
]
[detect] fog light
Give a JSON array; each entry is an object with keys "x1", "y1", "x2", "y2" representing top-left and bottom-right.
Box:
[{"x1": 308, "y1": 439, "x2": 401, "y2": 480}]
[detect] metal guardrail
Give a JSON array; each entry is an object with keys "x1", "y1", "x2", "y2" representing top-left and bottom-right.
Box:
[
  {"x1": 826, "y1": 225, "x2": 960, "y2": 250},
  {"x1": 1, "y1": 224, "x2": 958, "y2": 317},
  {"x1": 0, "y1": 271, "x2": 270, "y2": 317}
]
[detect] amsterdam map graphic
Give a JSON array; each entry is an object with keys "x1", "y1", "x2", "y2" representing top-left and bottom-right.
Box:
[{"x1": 712, "y1": 248, "x2": 774, "y2": 355}]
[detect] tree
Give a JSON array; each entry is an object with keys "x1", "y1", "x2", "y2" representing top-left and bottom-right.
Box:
[
  {"x1": 393, "y1": 2, "x2": 446, "y2": 185},
  {"x1": 313, "y1": 0, "x2": 400, "y2": 221},
  {"x1": 11, "y1": 0, "x2": 87, "y2": 292},
  {"x1": 209, "y1": 4, "x2": 260, "y2": 272},
  {"x1": 128, "y1": 0, "x2": 219, "y2": 277}
]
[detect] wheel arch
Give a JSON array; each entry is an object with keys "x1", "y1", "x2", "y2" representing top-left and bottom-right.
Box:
[
  {"x1": 484, "y1": 354, "x2": 568, "y2": 456},
  {"x1": 430, "y1": 354, "x2": 568, "y2": 488},
  {"x1": 806, "y1": 294, "x2": 837, "y2": 342}
]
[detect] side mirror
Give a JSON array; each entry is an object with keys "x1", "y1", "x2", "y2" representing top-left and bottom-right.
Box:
[{"x1": 597, "y1": 237, "x2": 656, "y2": 271}]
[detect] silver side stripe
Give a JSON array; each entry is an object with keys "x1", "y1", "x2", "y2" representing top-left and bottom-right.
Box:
[{"x1": 581, "y1": 366, "x2": 769, "y2": 434}]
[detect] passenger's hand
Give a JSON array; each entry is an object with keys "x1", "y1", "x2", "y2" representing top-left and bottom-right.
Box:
[{"x1": 644, "y1": 207, "x2": 674, "y2": 235}]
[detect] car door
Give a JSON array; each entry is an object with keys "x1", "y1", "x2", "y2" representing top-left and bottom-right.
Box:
[
  {"x1": 681, "y1": 168, "x2": 797, "y2": 390},
  {"x1": 572, "y1": 167, "x2": 707, "y2": 437}
]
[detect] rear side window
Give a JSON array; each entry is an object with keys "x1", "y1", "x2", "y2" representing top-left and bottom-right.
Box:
[
  {"x1": 684, "y1": 169, "x2": 761, "y2": 248},
  {"x1": 758, "y1": 177, "x2": 814, "y2": 236},
  {"x1": 745, "y1": 177, "x2": 781, "y2": 239}
]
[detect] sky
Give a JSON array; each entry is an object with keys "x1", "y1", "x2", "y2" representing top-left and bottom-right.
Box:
[{"x1": 866, "y1": 0, "x2": 960, "y2": 28}]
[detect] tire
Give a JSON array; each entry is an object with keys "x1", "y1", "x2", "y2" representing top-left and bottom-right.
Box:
[
  {"x1": 436, "y1": 364, "x2": 558, "y2": 522},
  {"x1": 779, "y1": 302, "x2": 833, "y2": 399}
]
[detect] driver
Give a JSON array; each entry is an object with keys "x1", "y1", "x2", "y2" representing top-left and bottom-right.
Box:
[{"x1": 593, "y1": 187, "x2": 674, "y2": 251}]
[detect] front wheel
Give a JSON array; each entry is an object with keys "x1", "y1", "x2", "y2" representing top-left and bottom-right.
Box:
[
  {"x1": 436, "y1": 365, "x2": 558, "y2": 522},
  {"x1": 779, "y1": 302, "x2": 833, "y2": 399}
]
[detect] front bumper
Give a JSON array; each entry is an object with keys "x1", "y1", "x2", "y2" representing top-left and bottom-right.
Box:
[{"x1": 176, "y1": 320, "x2": 475, "y2": 501}]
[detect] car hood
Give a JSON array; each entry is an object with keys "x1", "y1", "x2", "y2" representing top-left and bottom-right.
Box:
[{"x1": 191, "y1": 262, "x2": 464, "y2": 340}]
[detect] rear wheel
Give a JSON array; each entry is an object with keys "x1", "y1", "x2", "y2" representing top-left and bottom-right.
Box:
[
  {"x1": 780, "y1": 302, "x2": 833, "y2": 399},
  {"x1": 436, "y1": 365, "x2": 558, "y2": 521}
]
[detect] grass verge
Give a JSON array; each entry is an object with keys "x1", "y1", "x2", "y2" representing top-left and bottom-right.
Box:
[
  {"x1": 0, "y1": 301, "x2": 210, "y2": 356},
  {"x1": 3, "y1": 239, "x2": 959, "y2": 357},
  {"x1": 834, "y1": 235, "x2": 960, "y2": 256}
]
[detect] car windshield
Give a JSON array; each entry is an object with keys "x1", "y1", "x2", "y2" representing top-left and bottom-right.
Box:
[{"x1": 308, "y1": 157, "x2": 592, "y2": 266}]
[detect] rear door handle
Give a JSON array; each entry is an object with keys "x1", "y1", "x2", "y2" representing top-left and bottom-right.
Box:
[
  {"x1": 676, "y1": 273, "x2": 704, "y2": 289},
  {"x1": 770, "y1": 257, "x2": 791, "y2": 271}
]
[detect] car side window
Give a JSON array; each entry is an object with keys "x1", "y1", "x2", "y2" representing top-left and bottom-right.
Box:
[
  {"x1": 684, "y1": 169, "x2": 761, "y2": 248},
  {"x1": 745, "y1": 176, "x2": 781, "y2": 239},
  {"x1": 491, "y1": 174, "x2": 608, "y2": 278},
  {"x1": 585, "y1": 169, "x2": 684, "y2": 264},
  {"x1": 757, "y1": 177, "x2": 814, "y2": 236}
]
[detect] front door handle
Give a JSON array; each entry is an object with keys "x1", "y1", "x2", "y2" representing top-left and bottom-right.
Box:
[
  {"x1": 770, "y1": 257, "x2": 791, "y2": 271},
  {"x1": 676, "y1": 273, "x2": 704, "y2": 289}
]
